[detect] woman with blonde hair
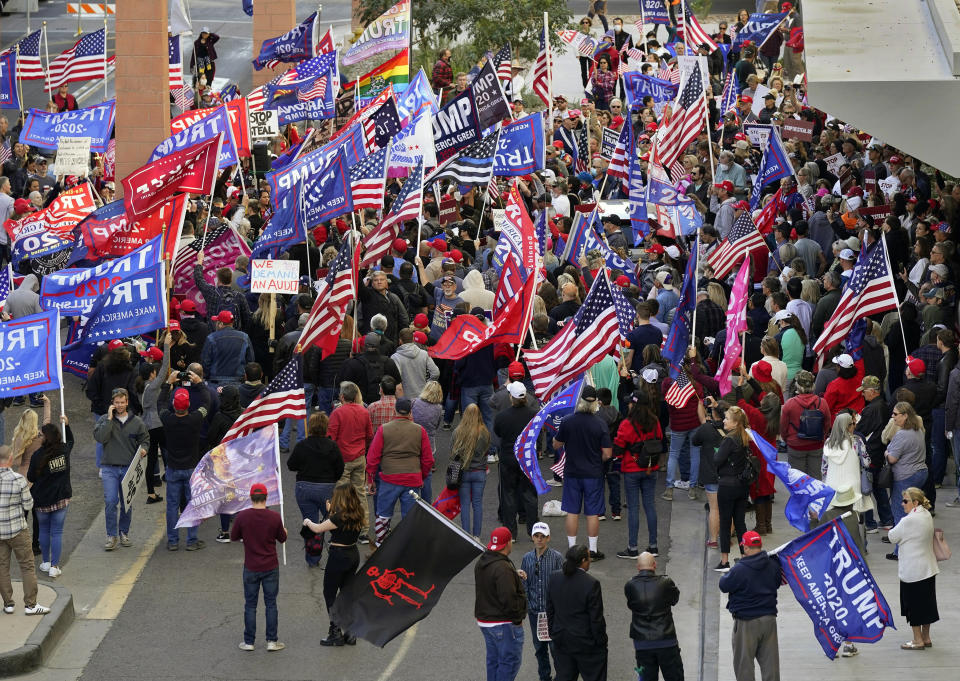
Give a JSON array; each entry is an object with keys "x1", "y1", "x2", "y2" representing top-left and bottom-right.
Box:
[
  {"x1": 888, "y1": 487, "x2": 939, "y2": 649},
  {"x1": 713, "y1": 405, "x2": 754, "y2": 572},
  {"x1": 248, "y1": 293, "x2": 285, "y2": 380},
  {"x1": 451, "y1": 403, "x2": 490, "y2": 538},
  {"x1": 412, "y1": 380, "x2": 443, "y2": 501},
  {"x1": 886, "y1": 403, "x2": 927, "y2": 558},
  {"x1": 303, "y1": 482, "x2": 365, "y2": 646},
  {"x1": 12, "y1": 396, "x2": 50, "y2": 475},
  {"x1": 800, "y1": 278, "x2": 820, "y2": 305},
  {"x1": 707, "y1": 282, "x2": 727, "y2": 310}
]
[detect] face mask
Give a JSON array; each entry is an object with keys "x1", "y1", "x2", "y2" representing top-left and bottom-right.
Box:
[
  {"x1": 719, "y1": 163, "x2": 730, "y2": 171},
  {"x1": 614, "y1": 25, "x2": 622, "y2": 32},
  {"x1": 591, "y1": 167, "x2": 600, "y2": 176}
]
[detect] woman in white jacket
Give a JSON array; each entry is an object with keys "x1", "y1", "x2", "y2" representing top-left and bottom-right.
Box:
[
  {"x1": 888, "y1": 487, "x2": 938, "y2": 650},
  {"x1": 823, "y1": 413, "x2": 874, "y2": 515}
]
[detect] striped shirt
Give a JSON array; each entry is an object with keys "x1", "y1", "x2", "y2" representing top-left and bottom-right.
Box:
[
  {"x1": 520, "y1": 547, "x2": 565, "y2": 612},
  {"x1": 0, "y1": 468, "x2": 32, "y2": 540}
]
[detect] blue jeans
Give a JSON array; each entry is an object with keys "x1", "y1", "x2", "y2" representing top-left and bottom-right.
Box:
[
  {"x1": 459, "y1": 469, "x2": 486, "y2": 537},
  {"x1": 931, "y1": 408, "x2": 947, "y2": 485},
  {"x1": 101, "y1": 464, "x2": 131, "y2": 537},
  {"x1": 528, "y1": 612, "x2": 553, "y2": 681},
  {"x1": 316, "y1": 386, "x2": 336, "y2": 415},
  {"x1": 443, "y1": 394, "x2": 458, "y2": 425},
  {"x1": 166, "y1": 468, "x2": 199, "y2": 546},
  {"x1": 295, "y1": 481, "x2": 335, "y2": 566},
  {"x1": 666, "y1": 428, "x2": 699, "y2": 488},
  {"x1": 280, "y1": 383, "x2": 314, "y2": 448},
  {"x1": 603, "y1": 459, "x2": 621, "y2": 515},
  {"x1": 892, "y1": 469, "x2": 928, "y2": 528},
  {"x1": 37, "y1": 506, "x2": 68, "y2": 566},
  {"x1": 624, "y1": 471, "x2": 658, "y2": 550},
  {"x1": 243, "y1": 567, "x2": 279, "y2": 645},
  {"x1": 375, "y1": 478, "x2": 418, "y2": 519},
  {"x1": 461, "y1": 385, "x2": 494, "y2": 449},
  {"x1": 480, "y1": 623, "x2": 524, "y2": 681}
]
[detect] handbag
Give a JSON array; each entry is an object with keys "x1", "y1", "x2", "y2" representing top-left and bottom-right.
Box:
[
  {"x1": 445, "y1": 456, "x2": 464, "y2": 490},
  {"x1": 933, "y1": 528, "x2": 951, "y2": 562},
  {"x1": 876, "y1": 462, "x2": 893, "y2": 489}
]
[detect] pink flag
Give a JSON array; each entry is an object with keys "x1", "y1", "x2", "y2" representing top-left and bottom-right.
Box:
[{"x1": 717, "y1": 257, "x2": 752, "y2": 396}]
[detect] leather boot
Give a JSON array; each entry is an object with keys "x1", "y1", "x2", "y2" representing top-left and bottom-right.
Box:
[
  {"x1": 751, "y1": 501, "x2": 765, "y2": 534},
  {"x1": 320, "y1": 623, "x2": 344, "y2": 647},
  {"x1": 342, "y1": 630, "x2": 357, "y2": 645},
  {"x1": 763, "y1": 500, "x2": 774, "y2": 534}
]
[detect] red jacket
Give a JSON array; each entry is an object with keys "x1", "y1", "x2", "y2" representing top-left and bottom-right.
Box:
[
  {"x1": 823, "y1": 360, "x2": 865, "y2": 416},
  {"x1": 781, "y1": 393, "x2": 833, "y2": 451},
  {"x1": 328, "y1": 402, "x2": 373, "y2": 462},
  {"x1": 613, "y1": 420, "x2": 664, "y2": 473},
  {"x1": 738, "y1": 400, "x2": 776, "y2": 498}
]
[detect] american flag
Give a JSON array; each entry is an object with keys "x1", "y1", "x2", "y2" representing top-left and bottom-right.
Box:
[
  {"x1": 298, "y1": 239, "x2": 355, "y2": 359},
  {"x1": 493, "y1": 43, "x2": 512, "y2": 80},
  {"x1": 360, "y1": 161, "x2": 423, "y2": 267},
  {"x1": 297, "y1": 74, "x2": 328, "y2": 102},
  {"x1": 46, "y1": 28, "x2": 108, "y2": 91},
  {"x1": 623, "y1": 47, "x2": 645, "y2": 62},
  {"x1": 349, "y1": 145, "x2": 390, "y2": 211},
  {"x1": 707, "y1": 210, "x2": 767, "y2": 279},
  {"x1": 655, "y1": 63, "x2": 706, "y2": 168},
  {"x1": 531, "y1": 27, "x2": 552, "y2": 107},
  {"x1": 678, "y1": 2, "x2": 718, "y2": 53},
  {"x1": 0, "y1": 141, "x2": 11, "y2": 167},
  {"x1": 2, "y1": 30, "x2": 44, "y2": 80},
  {"x1": 664, "y1": 370, "x2": 696, "y2": 408},
  {"x1": 812, "y1": 238, "x2": 899, "y2": 357},
  {"x1": 607, "y1": 124, "x2": 630, "y2": 181},
  {"x1": 668, "y1": 160, "x2": 686, "y2": 184},
  {"x1": 525, "y1": 273, "x2": 635, "y2": 400},
  {"x1": 173, "y1": 84, "x2": 194, "y2": 111},
  {"x1": 550, "y1": 452, "x2": 565, "y2": 478},
  {"x1": 487, "y1": 177, "x2": 499, "y2": 205},
  {"x1": 426, "y1": 131, "x2": 498, "y2": 186},
  {"x1": 0, "y1": 264, "x2": 11, "y2": 305},
  {"x1": 247, "y1": 85, "x2": 266, "y2": 112},
  {"x1": 221, "y1": 355, "x2": 306, "y2": 442},
  {"x1": 168, "y1": 35, "x2": 183, "y2": 89},
  {"x1": 658, "y1": 66, "x2": 681, "y2": 85},
  {"x1": 718, "y1": 70, "x2": 739, "y2": 119}
]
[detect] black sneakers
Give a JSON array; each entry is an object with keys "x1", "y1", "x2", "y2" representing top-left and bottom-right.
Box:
[{"x1": 616, "y1": 548, "x2": 639, "y2": 559}]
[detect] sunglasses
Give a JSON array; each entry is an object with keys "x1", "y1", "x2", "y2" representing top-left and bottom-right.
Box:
[{"x1": 901, "y1": 499, "x2": 911, "y2": 504}]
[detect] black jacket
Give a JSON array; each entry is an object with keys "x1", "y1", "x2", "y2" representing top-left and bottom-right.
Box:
[
  {"x1": 718, "y1": 551, "x2": 782, "y2": 619},
  {"x1": 902, "y1": 377, "x2": 937, "y2": 422},
  {"x1": 625, "y1": 570, "x2": 680, "y2": 643},
  {"x1": 936, "y1": 347, "x2": 958, "y2": 405},
  {"x1": 338, "y1": 351, "x2": 401, "y2": 404},
  {"x1": 855, "y1": 396, "x2": 888, "y2": 469},
  {"x1": 26, "y1": 427, "x2": 74, "y2": 507},
  {"x1": 358, "y1": 285, "x2": 409, "y2": 344},
  {"x1": 474, "y1": 551, "x2": 527, "y2": 625},
  {"x1": 547, "y1": 569, "x2": 607, "y2": 652}
]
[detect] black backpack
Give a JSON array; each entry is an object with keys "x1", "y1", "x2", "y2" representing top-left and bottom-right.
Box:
[
  {"x1": 797, "y1": 397, "x2": 826, "y2": 441},
  {"x1": 738, "y1": 447, "x2": 760, "y2": 486}
]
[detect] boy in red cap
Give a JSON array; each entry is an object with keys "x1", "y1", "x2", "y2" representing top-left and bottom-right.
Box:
[
  {"x1": 231, "y1": 483, "x2": 288, "y2": 652},
  {"x1": 474, "y1": 527, "x2": 527, "y2": 680}
]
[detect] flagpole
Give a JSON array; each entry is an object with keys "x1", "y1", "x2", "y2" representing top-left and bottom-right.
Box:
[
  {"x1": 679, "y1": 0, "x2": 690, "y2": 56},
  {"x1": 515, "y1": 256, "x2": 541, "y2": 361},
  {"x1": 690, "y1": 232, "x2": 700, "y2": 342},
  {"x1": 103, "y1": 18, "x2": 109, "y2": 101},
  {"x1": 639, "y1": 3, "x2": 646, "y2": 43},
  {"x1": 54, "y1": 310, "x2": 66, "y2": 443},
  {"x1": 545, "y1": 12, "x2": 553, "y2": 123},
  {"x1": 414, "y1": 168, "x2": 426, "y2": 247},
  {"x1": 410, "y1": 492, "x2": 486, "y2": 551},
  {"x1": 880, "y1": 231, "x2": 910, "y2": 360},
  {"x1": 475, "y1": 192, "x2": 489, "y2": 241},
  {"x1": 42, "y1": 23, "x2": 51, "y2": 85},
  {"x1": 271, "y1": 423, "x2": 288, "y2": 566},
  {"x1": 350, "y1": 227, "x2": 360, "y2": 356},
  {"x1": 14, "y1": 44, "x2": 23, "y2": 120},
  {"x1": 299, "y1": 185, "x2": 314, "y2": 281}
]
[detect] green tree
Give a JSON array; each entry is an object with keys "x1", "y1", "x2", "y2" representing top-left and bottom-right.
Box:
[{"x1": 354, "y1": 0, "x2": 573, "y2": 74}]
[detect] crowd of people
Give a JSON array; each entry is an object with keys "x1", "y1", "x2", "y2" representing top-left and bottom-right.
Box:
[{"x1": 0, "y1": 1, "x2": 953, "y2": 679}]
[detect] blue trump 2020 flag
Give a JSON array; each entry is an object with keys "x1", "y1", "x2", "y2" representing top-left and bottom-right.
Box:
[
  {"x1": 0, "y1": 52, "x2": 20, "y2": 111},
  {"x1": 778, "y1": 517, "x2": 894, "y2": 658},
  {"x1": 250, "y1": 191, "x2": 301, "y2": 261},
  {"x1": 493, "y1": 114, "x2": 545, "y2": 177},
  {"x1": 299, "y1": 148, "x2": 354, "y2": 227},
  {"x1": 749, "y1": 131, "x2": 792, "y2": 208},
  {"x1": 252, "y1": 11, "x2": 316, "y2": 70},
  {"x1": 749, "y1": 429, "x2": 836, "y2": 531},
  {"x1": 65, "y1": 262, "x2": 167, "y2": 349},
  {"x1": 514, "y1": 378, "x2": 584, "y2": 494},
  {"x1": 662, "y1": 246, "x2": 698, "y2": 378},
  {"x1": 623, "y1": 73, "x2": 678, "y2": 109},
  {"x1": 732, "y1": 13, "x2": 787, "y2": 50},
  {"x1": 20, "y1": 99, "x2": 117, "y2": 153},
  {"x1": 0, "y1": 310, "x2": 62, "y2": 397},
  {"x1": 641, "y1": 0, "x2": 671, "y2": 24},
  {"x1": 150, "y1": 108, "x2": 236, "y2": 169}
]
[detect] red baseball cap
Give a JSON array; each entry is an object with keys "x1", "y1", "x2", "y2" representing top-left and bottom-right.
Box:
[
  {"x1": 487, "y1": 526, "x2": 513, "y2": 551},
  {"x1": 645, "y1": 122, "x2": 658, "y2": 132},
  {"x1": 646, "y1": 242, "x2": 665, "y2": 255},
  {"x1": 889, "y1": 155, "x2": 903, "y2": 164},
  {"x1": 168, "y1": 320, "x2": 181, "y2": 331},
  {"x1": 715, "y1": 180, "x2": 735, "y2": 193},
  {"x1": 740, "y1": 95, "x2": 753, "y2": 104},
  {"x1": 752, "y1": 360, "x2": 773, "y2": 384},
  {"x1": 179, "y1": 299, "x2": 197, "y2": 313},
  {"x1": 907, "y1": 356, "x2": 926, "y2": 377},
  {"x1": 741, "y1": 530, "x2": 763, "y2": 548},
  {"x1": 413, "y1": 313, "x2": 429, "y2": 328},
  {"x1": 392, "y1": 238, "x2": 408, "y2": 253},
  {"x1": 734, "y1": 200, "x2": 750, "y2": 210},
  {"x1": 449, "y1": 249, "x2": 463, "y2": 263},
  {"x1": 615, "y1": 275, "x2": 631, "y2": 287},
  {"x1": 734, "y1": 132, "x2": 748, "y2": 141},
  {"x1": 551, "y1": 140, "x2": 564, "y2": 149},
  {"x1": 212, "y1": 310, "x2": 234, "y2": 324},
  {"x1": 173, "y1": 388, "x2": 190, "y2": 411},
  {"x1": 250, "y1": 483, "x2": 268, "y2": 497},
  {"x1": 431, "y1": 239, "x2": 448, "y2": 253},
  {"x1": 507, "y1": 361, "x2": 525, "y2": 379},
  {"x1": 13, "y1": 198, "x2": 32, "y2": 214},
  {"x1": 413, "y1": 331, "x2": 428, "y2": 344},
  {"x1": 139, "y1": 347, "x2": 163, "y2": 361},
  {"x1": 108, "y1": 339, "x2": 124, "y2": 350}
]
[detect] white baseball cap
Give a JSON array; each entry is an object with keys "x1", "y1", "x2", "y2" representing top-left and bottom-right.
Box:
[
  {"x1": 664, "y1": 245, "x2": 681, "y2": 259},
  {"x1": 840, "y1": 248, "x2": 856, "y2": 261},
  {"x1": 642, "y1": 368, "x2": 659, "y2": 384},
  {"x1": 531, "y1": 522, "x2": 551, "y2": 537},
  {"x1": 507, "y1": 381, "x2": 527, "y2": 399},
  {"x1": 835, "y1": 354, "x2": 854, "y2": 368},
  {"x1": 772, "y1": 310, "x2": 793, "y2": 323}
]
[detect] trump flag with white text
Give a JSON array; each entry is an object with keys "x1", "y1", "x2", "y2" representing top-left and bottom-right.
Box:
[{"x1": 0, "y1": 311, "x2": 62, "y2": 397}]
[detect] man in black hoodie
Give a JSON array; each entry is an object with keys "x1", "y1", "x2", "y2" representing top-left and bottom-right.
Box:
[
  {"x1": 161, "y1": 388, "x2": 208, "y2": 552},
  {"x1": 474, "y1": 527, "x2": 527, "y2": 681},
  {"x1": 855, "y1": 377, "x2": 891, "y2": 532},
  {"x1": 718, "y1": 531, "x2": 783, "y2": 681}
]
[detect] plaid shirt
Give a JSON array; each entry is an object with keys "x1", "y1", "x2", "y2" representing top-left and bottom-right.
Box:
[
  {"x1": 0, "y1": 468, "x2": 32, "y2": 540},
  {"x1": 431, "y1": 58, "x2": 453, "y2": 89},
  {"x1": 368, "y1": 396, "x2": 398, "y2": 433},
  {"x1": 911, "y1": 343, "x2": 941, "y2": 382},
  {"x1": 694, "y1": 299, "x2": 726, "y2": 341}
]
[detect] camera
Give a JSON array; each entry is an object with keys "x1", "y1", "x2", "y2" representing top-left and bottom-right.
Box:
[{"x1": 177, "y1": 371, "x2": 190, "y2": 381}]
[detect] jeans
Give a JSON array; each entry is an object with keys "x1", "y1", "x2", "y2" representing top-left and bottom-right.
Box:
[
  {"x1": 459, "y1": 469, "x2": 486, "y2": 537},
  {"x1": 931, "y1": 409, "x2": 947, "y2": 485},
  {"x1": 603, "y1": 459, "x2": 621, "y2": 515},
  {"x1": 37, "y1": 506, "x2": 68, "y2": 566},
  {"x1": 461, "y1": 385, "x2": 494, "y2": 449},
  {"x1": 165, "y1": 468, "x2": 199, "y2": 546},
  {"x1": 868, "y1": 468, "x2": 894, "y2": 528},
  {"x1": 891, "y1": 469, "x2": 928, "y2": 528},
  {"x1": 295, "y1": 481, "x2": 335, "y2": 566},
  {"x1": 666, "y1": 428, "x2": 699, "y2": 489},
  {"x1": 242, "y1": 567, "x2": 279, "y2": 645},
  {"x1": 528, "y1": 612, "x2": 554, "y2": 681},
  {"x1": 443, "y1": 395, "x2": 458, "y2": 425},
  {"x1": 316, "y1": 386, "x2": 336, "y2": 415},
  {"x1": 624, "y1": 471, "x2": 658, "y2": 550},
  {"x1": 280, "y1": 383, "x2": 315, "y2": 448},
  {"x1": 323, "y1": 544, "x2": 360, "y2": 611},
  {"x1": 480, "y1": 623, "x2": 524, "y2": 681},
  {"x1": 101, "y1": 464, "x2": 131, "y2": 537},
  {"x1": 375, "y1": 478, "x2": 418, "y2": 519},
  {"x1": 636, "y1": 644, "x2": 684, "y2": 681}
]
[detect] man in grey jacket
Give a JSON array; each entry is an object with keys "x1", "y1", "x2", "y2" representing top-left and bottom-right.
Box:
[
  {"x1": 391, "y1": 328, "x2": 439, "y2": 399},
  {"x1": 93, "y1": 388, "x2": 150, "y2": 551}
]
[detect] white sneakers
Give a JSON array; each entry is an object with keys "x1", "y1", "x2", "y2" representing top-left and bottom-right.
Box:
[
  {"x1": 25, "y1": 605, "x2": 50, "y2": 615},
  {"x1": 39, "y1": 562, "x2": 51, "y2": 573},
  {"x1": 266, "y1": 641, "x2": 286, "y2": 652},
  {"x1": 48, "y1": 566, "x2": 62, "y2": 578},
  {"x1": 238, "y1": 643, "x2": 254, "y2": 651}
]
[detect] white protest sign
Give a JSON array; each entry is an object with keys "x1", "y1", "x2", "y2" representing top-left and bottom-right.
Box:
[
  {"x1": 248, "y1": 110, "x2": 279, "y2": 139},
  {"x1": 492, "y1": 208, "x2": 508, "y2": 232},
  {"x1": 121, "y1": 453, "x2": 147, "y2": 508},
  {"x1": 250, "y1": 259, "x2": 301, "y2": 293},
  {"x1": 824, "y1": 152, "x2": 845, "y2": 177},
  {"x1": 677, "y1": 55, "x2": 709, "y2": 84},
  {"x1": 743, "y1": 123, "x2": 772, "y2": 148},
  {"x1": 878, "y1": 176, "x2": 900, "y2": 199},
  {"x1": 56, "y1": 136, "x2": 92, "y2": 176}
]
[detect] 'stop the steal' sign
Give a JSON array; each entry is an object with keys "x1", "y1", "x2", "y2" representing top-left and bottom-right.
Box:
[
  {"x1": 249, "y1": 110, "x2": 279, "y2": 139},
  {"x1": 250, "y1": 259, "x2": 300, "y2": 294}
]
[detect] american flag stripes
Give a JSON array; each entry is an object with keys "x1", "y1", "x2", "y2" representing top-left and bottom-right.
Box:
[
  {"x1": 494, "y1": 44, "x2": 512, "y2": 81},
  {"x1": 607, "y1": 124, "x2": 631, "y2": 182},
  {"x1": 668, "y1": 160, "x2": 687, "y2": 184},
  {"x1": 658, "y1": 66, "x2": 681, "y2": 85},
  {"x1": 707, "y1": 210, "x2": 767, "y2": 279},
  {"x1": 3, "y1": 30, "x2": 44, "y2": 80},
  {"x1": 550, "y1": 453, "x2": 565, "y2": 479},
  {"x1": 679, "y1": 2, "x2": 718, "y2": 52},
  {"x1": 525, "y1": 273, "x2": 635, "y2": 401},
  {"x1": 221, "y1": 355, "x2": 306, "y2": 443},
  {"x1": 664, "y1": 370, "x2": 696, "y2": 408},
  {"x1": 812, "y1": 238, "x2": 899, "y2": 357},
  {"x1": 46, "y1": 28, "x2": 108, "y2": 91},
  {"x1": 173, "y1": 85, "x2": 194, "y2": 112},
  {"x1": 623, "y1": 47, "x2": 645, "y2": 62},
  {"x1": 168, "y1": 35, "x2": 183, "y2": 89},
  {"x1": 655, "y1": 63, "x2": 706, "y2": 168},
  {"x1": 531, "y1": 27, "x2": 552, "y2": 107},
  {"x1": 247, "y1": 85, "x2": 266, "y2": 112},
  {"x1": 360, "y1": 161, "x2": 423, "y2": 267},
  {"x1": 349, "y1": 146, "x2": 390, "y2": 211},
  {"x1": 298, "y1": 239, "x2": 356, "y2": 359},
  {"x1": 297, "y1": 74, "x2": 328, "y2": 102},
  {"x1": 718, "y1": 70, "x2": 739, "y2": 119},
  {"x1": 0, "y1": 141, "x2": 11, "y2": 167},
  {"x1": 426, "y1": 131, "x2": 499, "y2": 186}
]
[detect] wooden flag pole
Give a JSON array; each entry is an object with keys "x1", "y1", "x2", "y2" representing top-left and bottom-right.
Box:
[{"x1": 14, "y1": 44, "x2": 23, "y2": 120}]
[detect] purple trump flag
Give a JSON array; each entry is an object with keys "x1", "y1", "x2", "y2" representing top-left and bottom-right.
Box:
[
  {"x1": 778, "y1": 518, "x2": 895, "y2": 658},
  {"x1": 514, "y1": 378, "x2": 584, "y2": 494},
  {"x1": 176, "y1": 425, "x2": 280, "y2": 527},
  {"x1": 716, "y1": 257, "x2": 751, "y2": 395}
]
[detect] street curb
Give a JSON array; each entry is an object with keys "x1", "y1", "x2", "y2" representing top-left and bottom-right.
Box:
[{"x1": 0, "y1": 582, "x2": 75, "y2": 678}]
